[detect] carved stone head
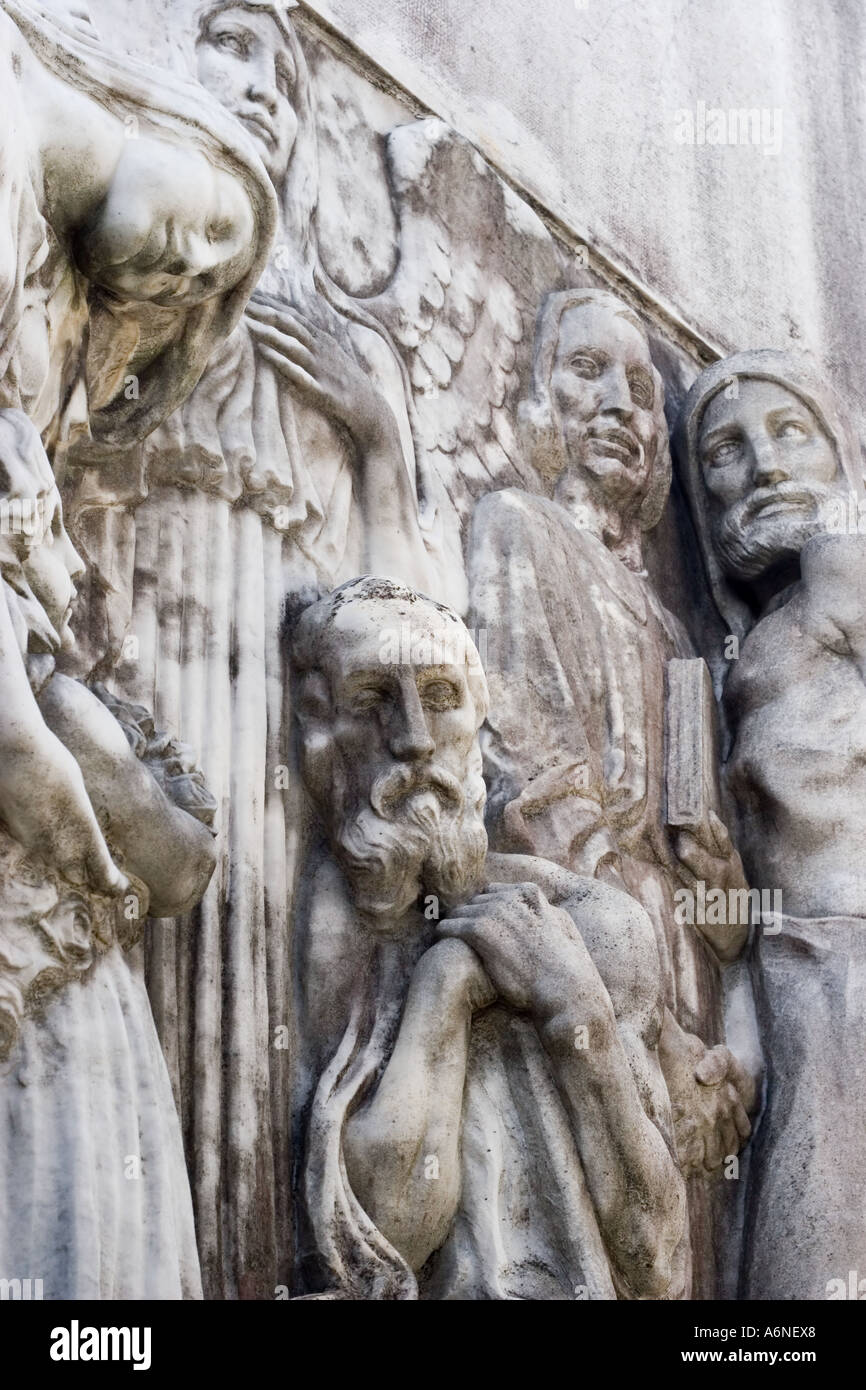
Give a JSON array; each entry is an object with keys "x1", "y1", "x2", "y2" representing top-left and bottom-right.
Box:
[
  {"x1": 675, "y1": 350, "x2": 863, "y2": 642},
  {"x1": 519, "y1": 288, "x2": 671, "y2": 563},
  {"x1": 292, "y1": 577, "x2": 489, "y2": 927},
  {"x1": 196, "y1": 0, "x2": 303, "y2": 185}
]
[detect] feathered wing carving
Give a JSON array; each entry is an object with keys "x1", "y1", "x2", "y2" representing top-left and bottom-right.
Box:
[{"x1": 365, "y1": 120, "x2": 567, "y2": 530}]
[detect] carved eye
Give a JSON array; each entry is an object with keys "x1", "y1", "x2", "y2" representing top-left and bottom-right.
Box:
[
  {"x1": 276, "y1": 59, "x2": 295, "y2": 97},
  {"x1": 419, "y1": 679, "x2": 460, "y2": 711},
  {"x1": 776, "y1": 418, "x2": 809, "y2": 440},
  {"x1": 71, "y1": 906, "x2": 92, "y2": 944},
  {"x1": 215, "y1": 30, "x2": 246, "y2": 55},
  {"x1": 348, "y1": 685, "x2": 387, "y2": 713},
  {"x1": 707, "y1": 438, "x2": 742, "y2": 467},
  {"x1": 627, "y1": 369, "x2": 654, "y2": 409},
  {"x1": 569, "y1": 354, "x2": 601, "y2": 379}
]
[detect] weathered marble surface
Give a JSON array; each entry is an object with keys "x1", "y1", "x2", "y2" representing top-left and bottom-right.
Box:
[
  {"x1": 291, "y1": 578, "x2": 687, "y2": 1300},
  {"x1": 677, "y1": 352, "x2": 866, "y2": 1299},
  {"x1": 0, "y1": 0, "x2": 266, "y2": 1299},
  {"x1": 0, "y1": 0, "x2": 860, "y2": 1304},
  {"x1": 0, "y1": 412, "x2": 217, "y2": 1298},
  {"x1": 300, "y1": 0, "x2": 866, "y2": 449}
]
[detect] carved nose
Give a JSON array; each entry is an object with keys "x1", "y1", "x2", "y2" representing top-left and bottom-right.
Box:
[
  {"x1": 751, "y1": 438, "x2": 789, "y2": 487},
  {"x1": 247, "y1": 77, "x2": 278, "y2": 116},
  {"x1": 388, "y1": 682, "x2": 435, "y2": 762},
  {"x1": 66, "y1": 541, "x2": 86, "y2": 583},
  {"x1": 598, "y1": 366, "x2": 634, "y2": 417}
]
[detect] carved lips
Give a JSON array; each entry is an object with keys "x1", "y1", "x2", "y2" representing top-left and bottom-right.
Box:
[
  {"x1": 587, "y1": 425, "x2": 641, "y2": 466},
  {"x1": 236, "y1": 109, "x2": 277, "y2": 149}
]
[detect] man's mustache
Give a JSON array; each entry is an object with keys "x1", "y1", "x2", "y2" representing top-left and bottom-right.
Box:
[
  {"x1": 369, "y1": 763, "x2": 464, "y2": 820},
  {"x1": 735, "y1": 481, "x2": 831, "y2": 527},
  {"x1": 586, "y1": 421, "x2": 642, "y2": 464}
]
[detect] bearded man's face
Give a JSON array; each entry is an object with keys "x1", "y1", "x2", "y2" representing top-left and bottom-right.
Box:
[
  {"x1": 297, "y1": 604, "x2": 488, "y2": 928},
  {"x1": 698, "y1": 380, "x2": 846, "y2": 581}
]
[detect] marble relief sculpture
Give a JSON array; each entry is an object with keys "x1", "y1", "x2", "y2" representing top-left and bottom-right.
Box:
[
  {"x1": 61, "y1": 1, "x2": 565, "y2": 1297},
  {"x1": 677, "y1": 351, "x2": 866, "y2": 1300},
  {"x1": 0, "y1": 0, "x2": 275, "y2": 458},
  {"x1": 0, "y1": 0, "x2": 272, "y2": 1299},
  {"x1": 63, "y1": 0, "x2": 469, "y2": 1299},
  {"x1": 291, "y1": 578, "x2": 686, "y2": 1300},
  {"x1": 467, "y1": 289, "x2": 756, "y2": 1292},
  {"x1": 0, "y1": 0, "x2": 859, "y2": 1309},
  {"x1": 0, "y1": 411, "x2": 216, "y2": 1297}
]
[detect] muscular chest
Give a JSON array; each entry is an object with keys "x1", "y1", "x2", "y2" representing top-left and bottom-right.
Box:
[{"x1": 726, "y1": 621, "x2": 866, "y2": 802}]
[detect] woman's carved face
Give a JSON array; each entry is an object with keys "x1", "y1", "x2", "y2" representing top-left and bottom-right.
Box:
[{"x1": 197, "y1": 7, "x2": 299, "y2": 184}]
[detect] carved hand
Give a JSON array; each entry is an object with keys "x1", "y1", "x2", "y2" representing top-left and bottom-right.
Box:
[
  {"x1": 0, "y1": 585, "x2": 126, "y2": 898},
  {"x1": 246, "y1": 293, "x2": 389, "y2": 452},
  {"x1": 0, "y1": 733, "x2": 127, "y2": 899},
  {"x1": 674, "y1": 809, "x2": 749, "y2": 960},
  {"x1": 658, "y1": 1010, "x2": 756, "y2": 1177},
  {"x1": 438, "y1": 880, "x2": 606, "y2": 1029}
]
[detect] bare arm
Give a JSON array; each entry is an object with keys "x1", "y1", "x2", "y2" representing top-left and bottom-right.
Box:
[
  {"x1": 343, "y1": 938, "x2": 493, "y2": 1271},
  {"x1": 0, "y1": 586, "x2": 123, "y2": 894},
  {"x1": 37, "y1": 674, "x2": 215, "y2": 916}
]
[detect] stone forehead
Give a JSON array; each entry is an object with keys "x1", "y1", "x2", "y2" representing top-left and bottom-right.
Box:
[
  {"x1": 699, "y1": 377, "x2": 823, "y2": 430},
  {"x1": 296, "y1": 580, "x2": 475, "y2": 673},
  {"x1": 324, "y1": 597, "x2": 467, "y2": 655},
  {"x1": 196, "y1": 0, "x2": 298, "y2": 32},
  {"x1": 556, "y1": 300, "x2": 650, "y2": 351}
]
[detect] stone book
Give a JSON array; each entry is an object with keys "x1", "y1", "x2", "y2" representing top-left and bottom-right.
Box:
[{"x1": 665, "y1": 656, "x2": 722, "y2": 830}]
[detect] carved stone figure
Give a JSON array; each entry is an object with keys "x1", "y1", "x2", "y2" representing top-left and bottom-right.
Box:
[
  {"x1": 62, "y1": 0, "x2": 467, "y2": 1299},
  {"x1": 676, "y1": 349, "x2": 866, "y2": 1300},
  {"x1": 0, "y1": 0, "x2": 275, "y2": 462},
  {"x1": 0, "y1": 0, "x2": 280, "y2": 1297},
  {"x1": 0, "y1": 410, "x2": 216, "y2": 1298},
  {"x1": 4, "y1": 0, "x2": 850, "y2": 1310},
  {"x1": 467, "y1": 288, "x2": 755, "y2": 1292},
  {"x1": 291, "y1": 577, "x2": 688, "y2": 1300}
]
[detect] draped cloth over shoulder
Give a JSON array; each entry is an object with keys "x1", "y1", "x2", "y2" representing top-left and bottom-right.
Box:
[{"x1": 468, "y1": 487, "x2": 720, "y2": 1041}]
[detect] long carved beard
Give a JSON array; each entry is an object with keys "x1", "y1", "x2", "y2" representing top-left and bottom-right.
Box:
[
  {"x1": 716, "y1": 482, "x2": 837, "y2": 581},
  {"x1": 329, "y1": 757, "x2": 488, "y2": 928}
]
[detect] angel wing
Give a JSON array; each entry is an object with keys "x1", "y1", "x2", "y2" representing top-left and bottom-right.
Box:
[{"x1": 365, "y1": 120, "x2": 565, "y2": 532}]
